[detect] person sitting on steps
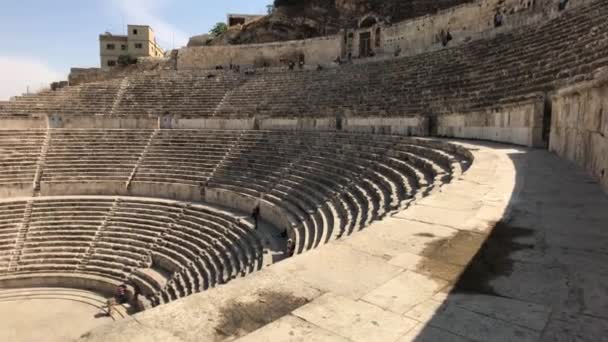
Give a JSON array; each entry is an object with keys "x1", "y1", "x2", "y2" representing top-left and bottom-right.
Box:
[
  {"x1": 104, "y1": 284, "x2": 129, "y2": 317},
  {"x1": 286, "y1": 238, "x2": 295, "y2": 257}
]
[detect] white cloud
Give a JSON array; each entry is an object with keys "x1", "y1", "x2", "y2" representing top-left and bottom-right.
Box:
[
  {"x1": 0, "y1": 56, "x2": 64, "y2": 101},
  {"x1": 111, "y1": 0, "x2": 189, "y2": 49}
]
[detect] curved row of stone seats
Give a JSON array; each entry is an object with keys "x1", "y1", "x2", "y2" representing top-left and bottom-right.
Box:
[
  {"x1": 1, "y1": 2, "x2": 605, "y2": 119},
  {"x1": 198, "y1": 131, "x2": 468, "y2": 254},
  {"x1": 111, "y1": 72, "x2": 242, "y2": 117},
  {"x1": 15, "y1": 199, "x2": 115, "y2": 275},
  {"x1": 0, "y1": 202, "x2": 28, "y2": 272},
  {"x1": 42, "y1": 129, "x2": 153, "y2": 183},
  {"x1": 0, "y1": 80, "x2": 122, "y2": 117},
  {"x1": 215, "y1": 0, "x2": 608, "y2": 117},
  {"x1": 133, "y1": 129, "x2": 242, "y2": 186},
  {"x1": 0, "y1": 197, "x2": 263, "y2": 308},
  {"x1": 0, "y1": 71, "x2": 240, "y2": 118},
  {"x1": 0, "y1": 129, "x2": 470, "y2": 257},
  {"x1": 0, "y1": 130, "x2": 45, "y2": 186}
]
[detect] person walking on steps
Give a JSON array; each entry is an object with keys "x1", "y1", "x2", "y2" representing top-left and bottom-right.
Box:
[{"x1": 251, "y1": 204, "x2": 260, "y2": 230}]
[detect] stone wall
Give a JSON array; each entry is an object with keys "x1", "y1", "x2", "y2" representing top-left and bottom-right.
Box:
[
  {"x1": 69, "y1": 56, "x2": 174, "y2": 86},
  {"x1": 177, "y1": 35, "x2": 343, "y2": 69},
  {"x1": 354, "y1": 0, "x2": 589, "y2": 59},
  {"x1": 437, "y1": 97, "x2": 546, "y2": 147},
  {"x1": 550, "y1": 73, "x2": 608, "y2": 193}
]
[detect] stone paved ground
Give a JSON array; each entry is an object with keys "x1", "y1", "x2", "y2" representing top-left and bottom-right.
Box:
[
  {"x1": 0, "y1": 288, "x2": 113, "y2": 342},
  {"x1": 78, "y1": 141, "x2": 608, "y2": 342}
]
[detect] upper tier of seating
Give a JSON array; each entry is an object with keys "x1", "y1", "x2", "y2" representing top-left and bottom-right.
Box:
[
  {"x1": 0, "y1": 197, "x2": 263, "y2": 308},
  {"x1": 0, "y1": 130, "x2": 45, "y2": 186},
  {"x1": 0, "y1": 1, "x2": 606, "y2": 118},
  {"x1": 0, "y1": 129, "x2": 471, "y2": 255}
]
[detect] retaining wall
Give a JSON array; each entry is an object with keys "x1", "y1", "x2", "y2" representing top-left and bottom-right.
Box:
[
  {"x1": 437, "y1": 98, "x2": 546, "y2": 147},
  {"x1": 550, "y1": 74, "x2": 608, "y2": 193},
  {"x1": 177, "y1": 35, "x2": 343, "y2": 69}
]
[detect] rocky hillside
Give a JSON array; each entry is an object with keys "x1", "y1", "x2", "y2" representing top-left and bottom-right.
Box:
[{"x1": 203, "y1": 0, "x2": 475, "y2": 46}]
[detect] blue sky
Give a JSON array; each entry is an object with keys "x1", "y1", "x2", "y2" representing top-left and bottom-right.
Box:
[{"x1": 0, "y1": 0, "x2": 271, "y2": 99}]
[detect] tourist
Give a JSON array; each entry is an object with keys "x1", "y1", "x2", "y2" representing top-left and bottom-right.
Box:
[
  {"x1": 298, "y1": 59, "x2": 305, "y2": 69},
  {"x1": 131, "y1": 281, "x2": 141, "y2": 303},
  {"x1": 316, "y1": 64, "x2": 324, "y2": 71},
  {"x1": 494, "y1": 11, "x2": 504, "y2": 27},
  {"x1": 116, "y1": 284, "x2": 128, "y2": 304},
  {"x1": 394, "y1": 46, "x2": 402, "y2": 57},
  {"x1": 440, "y1": 29, "x2": 453, "y2": 47},
  {"x1": 288, "y1": 61, "x2": 295, "y2": 70},
  {"x1": 286, "y1": 238, "x2": 295, "y2": 256},
  {"x1": 104, "y1": 285, "x2": 127, "y2": 317},
  {"x1": 251, "y1": 204, "x2": 260, "y2": 230},
  {"x1": 105, "y1": 297, "x2": 117, "y2": 317},
  {"x1": 558, "y1": 0, "x2": 569, "y2": 11}
]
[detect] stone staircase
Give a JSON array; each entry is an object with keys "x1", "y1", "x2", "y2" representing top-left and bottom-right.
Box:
[
  {"x1": 77, "y1": 198, "x2": 121, "y2": 270},
  {"x1": 32, "y1": 129, "x2": 51, "y2": 194},
  {"x1": 6, "y1": 200, "x2": 33, "y2": 273},
  {"x1": 126, "y1": 129, "x2": 159, "y2": 188}
]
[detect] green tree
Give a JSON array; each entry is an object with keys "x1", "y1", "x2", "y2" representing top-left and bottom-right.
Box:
[{"x1": 210, "y1": 22, "x2": 228, "y2": 36}]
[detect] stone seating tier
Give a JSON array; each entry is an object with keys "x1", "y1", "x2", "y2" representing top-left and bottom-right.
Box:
[
  {"x1": 0, "y1": 1, "x2": 606, "y2": 118},
  {"x1": 0, "y1": 129, "x2": 468, "y2": 256},
  {"x1": 0, "y1": 197, "x2": 263, "y2": 308}
]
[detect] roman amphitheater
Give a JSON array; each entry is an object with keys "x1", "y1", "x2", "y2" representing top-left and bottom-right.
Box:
[{"x1": 1, "y1": 0, "x2": 607, "y2": 341}]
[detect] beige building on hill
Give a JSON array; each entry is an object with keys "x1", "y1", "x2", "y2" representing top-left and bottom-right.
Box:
[{"x1": 99, "y1": 25, "x2": 164, "y2": 69}]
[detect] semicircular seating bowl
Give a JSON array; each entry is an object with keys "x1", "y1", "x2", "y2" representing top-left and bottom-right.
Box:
[
  {"x1": 0, "y1": 129, "x2": 471, "y2": 262},
  {"x1": 0, "y1": 197, "x2": 263, "y2": 309}
]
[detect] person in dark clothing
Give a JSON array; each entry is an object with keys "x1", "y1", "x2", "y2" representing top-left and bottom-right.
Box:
[
  {"x1": 105, "y1": 284, "x2": 129, "y2": 317},
  {"x1": 394, "y1": 46, "x2": 402, "y2": 57},
  {"x1": 440, "y1": 29, "x2": 453, "y2": 47},
  {"x1": 286, "y1": 238, "x2": 295, "y2": 257},
  {"x1": 558, "y1": 0, "x2": 569, "y2": 11},
  {"x1": 251, "y1": 204, "x2": 260, "y2": 230},
  {"x1": 288, "y1": 61, "x2": 295, "y2": 70},
  {"x1": 494, "y1": 12, "x2": 504, "y2": 27},
  {"x1": 116, "y1": 284, "x2": 128, "y2": 304}
]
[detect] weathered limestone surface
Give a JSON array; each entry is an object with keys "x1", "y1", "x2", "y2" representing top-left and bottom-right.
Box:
[
  {"x1": 77, "y1": 140, "x2": 608, "y2": 342},
  {"x1": 550, "y1": 72, "x2": 608, "y2": 194},
  {"x1": 0, "y1": 288, "x2": 114, "y2": 342},
  {"x1": 437, "y1": 98, "x2": 546, "y2": 147},
  {"x1": 177, "y1": 35, "x2": 343, "y2": 70},
  {"x1": 378, "y1": 0, "x2": 594, "y2": 58}
]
